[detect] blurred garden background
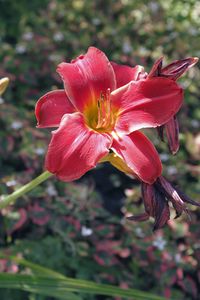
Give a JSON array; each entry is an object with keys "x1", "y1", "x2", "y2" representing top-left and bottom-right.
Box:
[{"x1": 0, "y1": 0, "x2": 200, "y2": 299}]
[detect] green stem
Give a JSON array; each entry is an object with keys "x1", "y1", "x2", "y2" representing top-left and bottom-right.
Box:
[{"x1": 0, "y1": 171, "x2": 53, "y2": 209}]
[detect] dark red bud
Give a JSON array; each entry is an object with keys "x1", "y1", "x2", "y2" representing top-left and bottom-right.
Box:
[
  {"x1": 157, "y1": 176, "x2": 182, "y2": 201},
  {"x1": 175, "y1": 186, "x2": 200, "y2": 207},
  {"x1": 161, "y1": 57, "x2": 199, "y2": 80},
  {"x1": 148, "y1": 57, "x2": 163, "y2": 78},
  {"x1": 153, "y1": 189, "x2": 170, "y2": 231},
  {"x1": 157, "y1": 176, "x2": 190, "y2": 218},
  {"x1": 141, "y1": 182, "x2": 156, "y2": 216},
  {"x1": 142, "y1": 182, "x2": 170, "y2": 230},
  {"x1": 149, "y1": 57, "x2": 198, "y2": 81},
  {"x1": 126, "y1": 213, "x2": 149, "y2": 222},
  {"x1": 165, "y1": 116, "x2": 180, "y2": 155},
  {"x1": 157, "y1": 125, "x2": 165, "y2": 142}
]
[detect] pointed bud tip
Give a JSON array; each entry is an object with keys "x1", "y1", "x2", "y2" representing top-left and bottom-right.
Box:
[
  {"x1": 193, "y1": 57, "x2": 199, "y2": 64},
  {"x1": 171, "y1": 147, "x2": 179, "y2": 155},
  {"x1": 188, "y1": 57, "x2": 199, "y2": 68}
]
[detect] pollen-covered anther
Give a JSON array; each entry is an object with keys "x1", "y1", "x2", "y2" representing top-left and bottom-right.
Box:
[{"x1": 96, "y1": 89, "x2": 114, "y2": 130}]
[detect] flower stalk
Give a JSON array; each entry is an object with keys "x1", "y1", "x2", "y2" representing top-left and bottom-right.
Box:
[{"x1": 0, "y1": 171, "x2": 53, "y2": 209}]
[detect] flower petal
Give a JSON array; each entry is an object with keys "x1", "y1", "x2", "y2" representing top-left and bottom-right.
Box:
[
  {"x1": 111, "y1": 62, "x2": 145, "y2": 88},
  {"x1": 57, "y1": 47, "x2": 116, "y2": 112},
  {"x1": 111, "y1": 131, "x2": 162, "y2": 184},
  {"x1": 112, "y1": 77, "x2": 183, "y2": 135},
  {"x1": 101, "y1": 152, "x2": 135, "y2": 177},
  {"x1": 35, "y1": 90, "x2": 75, "y2": 128},
  {"x1": 45, "y1": 112, "x2": 112, "y2": 181},
  {"x1": 156, "y1": 176, "x2": 186, "y2": 219}
]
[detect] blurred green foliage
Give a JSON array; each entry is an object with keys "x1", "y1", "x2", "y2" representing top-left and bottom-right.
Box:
[{"x1": 0, "y1": 0, "x2": 200, "y2": 299}]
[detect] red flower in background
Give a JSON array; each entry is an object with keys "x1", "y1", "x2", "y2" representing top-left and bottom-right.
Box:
[{"x1": 36, "y1": 47, "x2": 183, "y2": 184}]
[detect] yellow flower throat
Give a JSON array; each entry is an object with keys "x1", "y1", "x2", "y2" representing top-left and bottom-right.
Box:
[{"x1": 85, "y1": 89, "x2": 117, "y2": 133}]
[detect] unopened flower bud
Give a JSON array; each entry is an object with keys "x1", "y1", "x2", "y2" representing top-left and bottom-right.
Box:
[{"x1": 165, "y1": 116, "x2": 179, "y2": 154}]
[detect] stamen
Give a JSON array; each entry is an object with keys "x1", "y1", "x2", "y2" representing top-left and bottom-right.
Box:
[
  {"x1": 96, "y1": 89, "x2": 113, "y2": 130},
  {"x1": 101, "y1": 92, "x2": 107, "y2": 126},
  {"x1": 106, "y1": 88, "x2": 111, "y2": 124},
  {"x1": 97, "y1": 98, "x2": 102, "y2": 128}
]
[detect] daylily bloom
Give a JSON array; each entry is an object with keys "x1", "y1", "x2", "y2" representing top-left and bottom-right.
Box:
[
  {"x1": 36, "y1": 47, "x2": 183, "y2": 183},
  {"x1": 36, "y1": 47, "x2": 183, "y2": 184}
]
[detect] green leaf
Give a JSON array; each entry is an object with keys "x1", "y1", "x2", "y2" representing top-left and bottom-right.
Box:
[
  {"x1": 0, "y1": 273, "x2": 80, "y2": 300},
  {"x1": 0, "y1": 273, "x2": 169, "y2": 300},
  {"x1": 0, "y1": 255, "x2": 172, "y2": 300},
  {"x1": 7, "y1": 255, "x2": 66, "y2": 279}
]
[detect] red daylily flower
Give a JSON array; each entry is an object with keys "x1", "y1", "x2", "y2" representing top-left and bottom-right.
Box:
[{"x1": 36, "y1": 47, "x2": 183, "y2": 184}]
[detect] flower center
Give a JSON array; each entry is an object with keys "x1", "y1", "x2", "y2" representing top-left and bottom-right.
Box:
[{"x1": 85, "y1": 89, "x2": 117, "y2": 133}]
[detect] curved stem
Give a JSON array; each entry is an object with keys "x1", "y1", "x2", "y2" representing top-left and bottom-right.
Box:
[{"x1": 0, "y1": 171, "x2": 53, "y2": 209}]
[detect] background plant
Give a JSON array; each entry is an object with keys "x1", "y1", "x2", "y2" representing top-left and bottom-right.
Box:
[{"x1": 0, "y1": 0, "x2": 200, "y2": 299}]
